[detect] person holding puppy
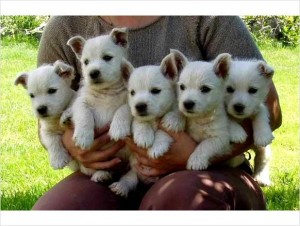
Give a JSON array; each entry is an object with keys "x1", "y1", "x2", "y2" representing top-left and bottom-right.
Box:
[{"x1": 32, "y1": 16, "x2": 282, "y2": 210}]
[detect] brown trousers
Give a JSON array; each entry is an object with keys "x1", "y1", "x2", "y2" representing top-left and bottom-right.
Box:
[{"x1": 32, "y1": 165, "x2": 266, "y2": 210}]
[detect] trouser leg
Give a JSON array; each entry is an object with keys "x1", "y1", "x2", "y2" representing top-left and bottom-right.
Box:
[{"x1": 139, "y1": 168, "x2": 266, "y2": 210}]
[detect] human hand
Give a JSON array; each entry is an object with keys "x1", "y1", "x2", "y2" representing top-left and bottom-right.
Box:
[
  {"x1": 62, "y1": 124, "x2": 125, "y2": 170},
  {"x1": 125, "y1": 126, "x2": 197, "y2": 177}
]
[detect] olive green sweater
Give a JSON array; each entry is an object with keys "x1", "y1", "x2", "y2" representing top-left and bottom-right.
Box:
[{"x1": 38, "y1": 16, "x2": 263, "y2": 90}]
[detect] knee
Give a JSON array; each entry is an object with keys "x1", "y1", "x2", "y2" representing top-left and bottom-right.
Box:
[{"x1": 139, "y1": 170, "x2": 234, "y2": 210}]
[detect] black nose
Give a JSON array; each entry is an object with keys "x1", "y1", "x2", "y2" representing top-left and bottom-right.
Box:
[
  {"x1": 135, "y1": 103, "x2": 147, "y2": 113},
  {"x1": 233, "y1": 103, "x2": 245, "y2": 113},
  {"x1": 183, "y1": 101, "x2": 195, "y2": 110},
  {"x1": 37, "y1": 105, "x2": 47, "y2": 115},
  {"x1": 90, "y1": 70, "x2": 100, "y2": 79}
]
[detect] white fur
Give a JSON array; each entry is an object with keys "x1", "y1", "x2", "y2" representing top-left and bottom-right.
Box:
[
  {"x1": 108, "y1": 52, "x2": 184, "y2": 197},
  {"x1": 67, "y1": 28, "x2": 131, "y2": 182},
  {"x1": 175, "y1": 50, "x2": 232, "y2": 170},
  {"x1": 224, "y1": 59, "x2": 274, "y2": 186},
  {"x1": 15, "y1": 61, "x2": 76, "y2": 169}
]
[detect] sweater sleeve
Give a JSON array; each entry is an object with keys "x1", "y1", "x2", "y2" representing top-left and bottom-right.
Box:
[{"x1": 198, "y1": 16, "x2": 263, "y2": 61}]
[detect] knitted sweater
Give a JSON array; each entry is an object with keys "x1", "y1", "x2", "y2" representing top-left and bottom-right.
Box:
[{"x1": 37, "y1": 16, "x2": 263, "y2": 90}]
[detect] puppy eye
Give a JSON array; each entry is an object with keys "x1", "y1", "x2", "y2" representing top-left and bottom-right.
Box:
[
  {"x1": 84, "y1": 59, "x2": 89, "y2": 65},
  {"x1": 200, "y1": 85, "x2": 211, "y2": 93},
  {"x1": 103, "y1": 55, "x2": 113, "y2": 61},
  {"x1": 248, "y1": 87, "x2": 258, "y2": 94},
  {"x1": 150, "y1": 88, "x2": 161, "y2": 94},
  {"x1": 226, "y1": 86, "x2": 235, "y2": 93},
  {"x1": 130, "y1": 90, "x2": 135, "y2": 96},
  {"x1": 29, "y1": 93, "x2": 35, "y2": 98},
  {"x1": 48, "y1": 88, "x2": 57, "y2": 94},
  {"x1": 179, "y1": 84, "x2": 185, "y2": 91}
]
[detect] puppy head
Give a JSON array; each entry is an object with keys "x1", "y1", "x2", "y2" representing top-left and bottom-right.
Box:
[
  {"x1": 122, "y1": 53, "x2": 179, "y2": 122},
  {"x1": 15, "y1": 61, "x2": 75, "y2": 119},
  {"x1": 177, "y1": 52, "x2": 231, "y2": 117},
  {"x1": 67, "y1": 28, "x2": 129, "y2": 90},
  {"x1": 224, "y1": 60, "x2": 274, "y2": 119}
]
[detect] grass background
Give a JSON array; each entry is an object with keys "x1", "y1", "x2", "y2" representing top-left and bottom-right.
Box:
[{"x1": 1, "y1": 39, "x2": 299, "y2": 210}]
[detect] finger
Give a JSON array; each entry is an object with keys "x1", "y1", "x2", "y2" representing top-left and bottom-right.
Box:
[
  {"x1": 84, "y1": 158, "x2": 122, "y2": 170},
  {"x1": 135, "y1": 164, "x2": 163, "y2": 177},
  {"x1": 80, "y1": 140, "x2": 125, "y2": 163},
  {"x1": 94, "y1": 124, "x2": 110, "y2": 137},
  {"x1": 124, "y1": 137, "x2": 149, "y2": 158},
  {"x1": 90, "y1": 133, "x2": 112, "y2": 150}
]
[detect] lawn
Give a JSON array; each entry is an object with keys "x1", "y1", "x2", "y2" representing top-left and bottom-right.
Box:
[{"x1": 0, "y1": 39, "x2": 299, "y2": 210}]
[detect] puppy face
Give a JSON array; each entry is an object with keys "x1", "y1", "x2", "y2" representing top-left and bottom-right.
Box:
[
  {"x1": 15, "y1": 61, "x2": 75, "y2": 119},
  {"x1": 67, "y1": 28, "x2": 128, "y2": 90},
  {"x1": 176, "y1": 52, "x2": 231, "y2": 118},
  {"x1": 224, "y1": 60, "x2": 274, "y2": 119},
  {"x1": 128, "y1": 66, "x2": 176, "y2": 121},
  {"x1": 122, "y1": 52, "x2": 179, "y2": 122}
]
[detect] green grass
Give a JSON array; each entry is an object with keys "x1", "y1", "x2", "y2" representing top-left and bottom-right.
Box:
[
  {"x1": 0, "y1": 39, "x2": 299, "y2": 210},
  {"x1": 258, "y1": 45, "x2": 300, "y2": 210},
  {"x1": 0, "y1": 39, "x2": 72, "y2": 210}
]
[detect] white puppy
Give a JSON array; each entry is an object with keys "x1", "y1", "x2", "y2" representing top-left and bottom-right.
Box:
[
  {"x1": 66, "y1": 28, "x2": 131, "y2": 182},
  {"x1": 15, "y1": 60, "x2": 76, "y2": 169},
  {"x1": 173, "y1": 49, "x2": 232, "y2": 171},
  {"x1": 224, "y1": 59, "x2": 274, "y2": 186},
  {"x1": 109, "y1": 52, "x2": 184, "y2": 197}
]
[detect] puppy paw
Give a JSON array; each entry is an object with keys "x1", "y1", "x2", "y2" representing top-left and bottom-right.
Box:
[
  {"x1": 50, "y1": 151, "x2": 72, "y2": 169},
  {"x1": 254, "y1": 173, "x2": 272, "y2": 187},
  {"x1": 91, "y1": 170, "x2": 112, "y2": 183},
  {"x1": 109, "y1": 121, "x2": 131, "y2": 141},
  {"x1": 60, "y1": 108, "x2": 73, "y2": 127},
  {"x1": 133, "y1": 129, "x2": 155, "y2": 149},
  {"x1": 109, "y1": 182, "x2": 130, "y2": 198},
  {"x1": 228, "y1": 120, "x2": 247, "y2": 143},
  {"x1": 147, "y1": 131, "x2": 173, "y2": 159},
  {"x1": 161, "y1": 111, "x2": 185, "y2": 132},
  {"x1": 73, "y1": 130, "x2": 94, "y2": 150},
  {"x1": 186, "y1": 153, "x2": 209, "y2": 171},
  {"x1": 230, "y1": 128, "x2": 247, "y2": 143},
  {"x1": 254, "y1": 131, "x2": 274, "y2": 147}
]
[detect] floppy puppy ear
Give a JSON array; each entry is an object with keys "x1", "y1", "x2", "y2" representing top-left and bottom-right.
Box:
[
  {"x1": 257, "y1": 61, "x2": 274, "y2": 79},
  {"x1": 14, "y1": 72, "x2": 29, "y2": 89},
  {"x1": 110, "y1": 27, "x2": 129, "y2": 48},
  {"x1": 213, "y1": 53, "x2": 232, "y2": 79},
  {"x1": 121, "y1": 58, "x2": 134, "y2": 87},
  {"x1": 67, "y1": 36, "x2": 86, "y2": 59},
  {"x1": 53, "y1": 60, "x2": 75, "y2": 84},
  {"x1": 160, "y1": 49, "x2": 187, "y2": 82}
]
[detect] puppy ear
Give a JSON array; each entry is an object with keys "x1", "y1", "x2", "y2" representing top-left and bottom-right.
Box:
[
  {"x1": 14, "y1": 72, "x2": 29, "y2": 89},
  {"x1": 213, "y1": 53, "x2": 232, "y2": 79},
  {"x1": 67, "y1": 36, "x2": 86, "y2": 59},
  {"x1": 121, "y1": 58, "x2": 134, "y2": 87},
  {"x1": 110, "y1": 27, "x2": 129, "y2": 48},
  {"x1": 257, "y1": 61, "x2": 274, "y2": 79},
  {"x1": 170, "y1": 49, "x2": 188, "y2": 75},
  {"x1": 54, "y1": 60, "x2": 75, "y2": 83},
  {"x1": 160, "y1": 49, "x2": 187, "y2": 81}
]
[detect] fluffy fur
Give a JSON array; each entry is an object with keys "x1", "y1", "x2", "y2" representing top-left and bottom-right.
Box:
[
  {"x1": 224, "y1": 59, "x2": 274, "y2": 186},
  {"x1": 15, "y1": 60, "x2": 76, "y2": 169},
  {"x1": 173, "y1": 49, "x2": 232, "y2": 170},
  {"x1": 109, "y1": 52, "x2": 184, "y2": 197},
  {"x1": 66, "y1": 28, "x2": 131, "y2": 182}
]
